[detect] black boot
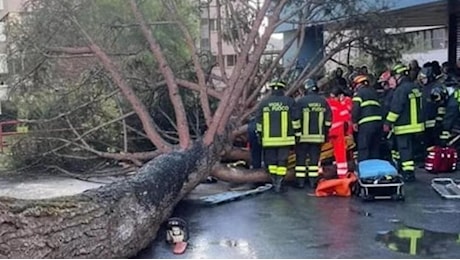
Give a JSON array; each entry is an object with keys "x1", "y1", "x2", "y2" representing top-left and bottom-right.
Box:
[
  {"x1": 403, "y1": 171, "x2": 416, "y2": 183},
  {"x1": 309, "y1": 177, "x2": 318, "y2": 189},
  {"x1": 295, "y1": 177, "x2": 305, "y2": 189},
  {"x1": 273, "y1": 176, "x2": 284, "y2": 193}
]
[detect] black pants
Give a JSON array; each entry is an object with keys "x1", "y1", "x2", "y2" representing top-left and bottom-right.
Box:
[
  {"x1": 248, "y1": 120, "x2": 262, "y2": 169},
  {"x1": 357, "y1": 122, "x2": 382, "y2": 162},
  {"x1": 424, "y1": 126, "x2": 440, "y2": 151},
  {"x1": 295, "y1": 143, "x2": 321, "y2": 178},
  {"x1": 395, "y1": 134, "x2": 415, "y2": 175},
  {"x1": 263, "y1": 147, "x2": 291, "y2": 176}
]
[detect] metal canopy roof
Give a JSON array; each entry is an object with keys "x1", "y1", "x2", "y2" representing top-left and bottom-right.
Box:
[
  {"x1": 275, "y1": 0, "x2": 453, "y2": 33},
  {"x1": 383, "y1": 0, "x2": 450, "y2": 27}
]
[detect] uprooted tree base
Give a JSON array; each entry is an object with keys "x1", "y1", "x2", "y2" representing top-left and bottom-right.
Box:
[{"x1": 0, "y1": 141, "x2": 219, "y2": 258}]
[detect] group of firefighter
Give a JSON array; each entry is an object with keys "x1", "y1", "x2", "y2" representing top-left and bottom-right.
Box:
[{"x1": 251, "y1": 61, "x2": 460, "y2": 193}]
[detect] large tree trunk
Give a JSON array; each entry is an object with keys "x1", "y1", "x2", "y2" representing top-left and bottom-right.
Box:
[{"x1": 0, "y1": 141, "x2": 219, "y2": 258}]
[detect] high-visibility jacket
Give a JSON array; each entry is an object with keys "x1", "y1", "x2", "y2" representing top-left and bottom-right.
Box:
[
  {"x1": 327, "y1": 96, "x2": 353, "y2": 137},
  {"x1": 440, "y1": 89, "x2": 460, "y2": 140},
  {"x1": 294, "y1": 93, "x2": 332, "y2": 143},
  {"x1": 352, "y1": 87, "x2": 382, "y2": 125},
  {"x1": 385, "y1": 77, "x2": 425, "y2": 135},
  {"x1": 421, "y1": 81, "x2": 445, "y2": 129},
  {"x1": 255, "y1": 93, "x2": 299, "y2": 147}
]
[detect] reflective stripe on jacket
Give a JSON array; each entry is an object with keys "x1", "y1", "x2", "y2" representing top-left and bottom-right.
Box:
[
  {"x1": 294, "y1": 93, "x2": 332, "y2": 143},
  {"x1": 327, "y1": 97, "x2": 353, "y2": 136},
  {"x1": 255, "y1": 94, "x2": 299, "y2": 147},
  {"x1": 385, "y1": 77, "x2": 425, "y2": 135},
  {"x1": 352, "y1": 87, "x2": 382, "y2": 125}
]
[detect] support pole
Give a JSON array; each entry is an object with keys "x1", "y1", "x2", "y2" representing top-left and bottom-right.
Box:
[{"x1": 447, "y1": 0, "x2": 458, "y2": 65}]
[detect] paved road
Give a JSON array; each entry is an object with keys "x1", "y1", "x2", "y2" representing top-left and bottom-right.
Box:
[{"x1": 137, "y1": 171, "x2": 460, "y2": 258}]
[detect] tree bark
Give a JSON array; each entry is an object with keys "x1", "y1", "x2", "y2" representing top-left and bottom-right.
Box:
[{"x1": 0, "y1": 141, "x2": 219, "y2": 258}]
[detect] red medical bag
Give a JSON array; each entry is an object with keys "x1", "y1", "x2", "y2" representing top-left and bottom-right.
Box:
[{"x1": 425, "y1": 146, "x2": 458, "y2": 173}]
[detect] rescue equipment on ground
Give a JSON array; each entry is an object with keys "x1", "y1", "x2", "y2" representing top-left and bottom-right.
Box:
[
  {"x1": 166, "y1": 217, "x2": 189, "y2": 254},
  {"x1": 315, "y1": 172, "x2": 357, "y2": 197},
  {"x1": 356, "y1": 159, "x2": 405, "y2": 201},
  {"x1": 197, "y1": 183, "x2": 273, "y2": 205},
  {"x1": 425, "y1": 146, "x2": 457, "y2": 173},
  {"x1": 431, "y1": 178, "x2": 460, "y2": 199}
]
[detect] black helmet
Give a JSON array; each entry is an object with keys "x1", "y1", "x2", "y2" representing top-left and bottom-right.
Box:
[
  {"x1": 418, "y1": 67, "x2": 434, "y2": 82},
  {"x1": 330, "y1": 86, "x2": 344, "y2": 97},
  {"x1": 444, "y1": 76, "x2": 459, "y2": 88},
  {"x1": 304, "y1": 78, "x2": 318, "y2": 92},
  {"x1": 430, "y1": 85, "x2": 448, "y2": 103}
]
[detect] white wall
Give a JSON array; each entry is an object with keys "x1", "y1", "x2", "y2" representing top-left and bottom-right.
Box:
[{"x1": 401, "y1": 48, "x2": 448, "y2": 65}]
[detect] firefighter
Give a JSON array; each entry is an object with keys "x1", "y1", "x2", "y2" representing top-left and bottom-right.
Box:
[
  {"x1": 440, "y1": 76, "x2": 460, "y2": 146},
  {"x1": 294, "y1": 78, "x2": 332, "y2": 188},
  {"x1": 384, "y1": 64, "x2": 425, "y2": 182},
  {"x1": 255, "y1": 80, "x2": 300, "y2": 192},
  {"x1": 351, "y1": 75, "x2": 383, "y2": 162},
  {"x1": 327, "y1": 87, "x2": 352, "y2": 179},
  {"x1": 419, "y1": 67, "x2": 445, "y2": 152}
]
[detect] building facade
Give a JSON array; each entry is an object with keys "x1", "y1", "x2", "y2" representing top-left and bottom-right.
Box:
[
  {"x1": 0, "y1": 0, "x2": 26, "y2": 101},
  {"x1": 200, "y1": 0, "x2": 239, "y2": 90}
]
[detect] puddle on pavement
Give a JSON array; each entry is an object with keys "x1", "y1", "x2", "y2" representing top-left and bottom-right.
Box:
[{"x1": 376, "y1": 225, "x2": 460, "y2": 257}]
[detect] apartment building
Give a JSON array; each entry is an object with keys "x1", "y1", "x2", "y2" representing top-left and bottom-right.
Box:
[
  {"x1": 200, "y1": 0, "x2": 239, "y2": 89},
  {"x1": 0, "y1": 0, "x2": 26, "y2": 101}
]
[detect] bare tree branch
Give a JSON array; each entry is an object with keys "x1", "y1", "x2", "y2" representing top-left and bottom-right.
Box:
[
  {"x1": 176, "y1": 79, "x2": 222, "y2": 99},
  {"x1": 215, "y1": 0, "x2": 229, "y2": 84},
  {"x1": 129, "y1": 0, "x2": 190, "y2": 149},
  {"x1": 19, "y1": 90, "x2": 120, "y2": 123},
  {"x1": 164, "y1": 0, "x2": 213, "y2": 127},
  {"x1": 204, "y1": 0, "x2": 274, "y2": 144},
  {"x1": 213, "y1": 0, "x2": 290, "y2": 136},
  {"x1": 57, "y1": 12, "x2": 172, "y2": 153}
]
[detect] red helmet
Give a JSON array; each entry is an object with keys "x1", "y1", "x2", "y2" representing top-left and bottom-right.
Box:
[{"x1": 378, "y1": 71, "x2": 392, "y2": 83}]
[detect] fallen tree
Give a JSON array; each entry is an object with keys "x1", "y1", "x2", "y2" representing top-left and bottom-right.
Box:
[{"x1": 0, "y1": 141, "x2": 218, "y2": 258}]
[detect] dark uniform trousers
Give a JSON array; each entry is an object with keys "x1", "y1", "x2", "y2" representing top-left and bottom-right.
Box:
[
  {"x1": 357, "y1": 121, "x2": 382, "y2": 162},
  {"x1": 395, "y1": 134, "x2": 415, "y2": 174},
  {"x1": 264, "y1": 146, "x2": 291, "y2": 176},
  {"x1": 295, "y1": 143, "x2": 321, "y2": 178},
  {"x1": 424, "y1": 126, "x2": 441, "y2": 151}
]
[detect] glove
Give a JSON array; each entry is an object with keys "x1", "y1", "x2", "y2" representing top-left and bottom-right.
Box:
[
  {"x1": 383, "y1": 124, "x2": 391, "y2": 133},
  {"x1": 439, "y1": 130, "x2": 451, "y2": 147},
  {"x1": 256, "y1": 132, "x2": 262, "y2": 145},
  {"x1": 295, "y1": 132, "x2": 302, "y2": 144},
  {"x1": 353, "y1": 124, "x2": 358, "y2": 132}
]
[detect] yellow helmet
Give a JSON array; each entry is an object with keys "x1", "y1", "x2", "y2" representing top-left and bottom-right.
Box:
[
  {"x1": 268, "y1": 80, "x2": 287, "y2": 89},
  {"x1": 353, "y1": 75, "x2": 369, "y2": 85},
  {"x1": 392, "y1": 64, "x2": 409, "y2": 75}
]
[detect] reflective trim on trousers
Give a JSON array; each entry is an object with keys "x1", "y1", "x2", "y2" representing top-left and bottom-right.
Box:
[
  {"x1": 337, "y1": 167, "x2": 348, "y2": 176},
  {"x1": 308, "y1": 165, "x2": 319, "y2": 177},
  {"x1": 268, "y1": 165, "x2": 278, "y2": 175},
  {"x1": 277, "y1": 166, "x2": 287, "y2": 176},
  {"x1": 401, "y1": 161, "x2": 415, "y2": 172},
  {"x1": 295, "y1": 166, "x2": 307, "y2": 178}
]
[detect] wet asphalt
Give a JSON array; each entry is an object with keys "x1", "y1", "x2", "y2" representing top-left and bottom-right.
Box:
[{"x1": 137, "y1": 171, "x2": 460, "y2": 259}]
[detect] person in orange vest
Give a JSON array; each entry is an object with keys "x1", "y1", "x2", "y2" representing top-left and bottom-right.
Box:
[{"x1": 327, "y1": 86, "x2": 353, "y2": 178}]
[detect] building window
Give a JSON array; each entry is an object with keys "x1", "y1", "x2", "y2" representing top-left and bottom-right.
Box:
[
  {"x1": 200, "y1": 39, "x2": 210, "y2": 50},
  {"x1": 0, "y1": 0, "x2": 4, "y2": 10},
  {"x1": 226, "y1": 54, "x2": 237, "y2": 67},
  {"x1": 0, "y1": 54, "x2": 8, "y2": 74},
  {"x1": 209, "y1": 19, "x2": 217, "y2": 31},
  {"x1": 0, "y1": 22, "x2": 5, "y2": 42},
  {"x1": 432, "y1": 28, "x2": 447, "y2": 49}
]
